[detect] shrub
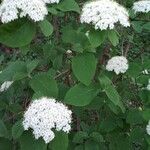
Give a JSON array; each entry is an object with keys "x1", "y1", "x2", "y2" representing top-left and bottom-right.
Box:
[{"x1": 0, "y1": 0, "x2": 150, "y2": 149}]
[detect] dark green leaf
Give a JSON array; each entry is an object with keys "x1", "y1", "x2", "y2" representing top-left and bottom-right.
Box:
[
  {"x1": 0, "y1": 19, "x2": 36, "y2": 48},
  {"x1": 73, "y1": 131, "x2": 88, "y2": 143},
  {"x1": 12, "y1": 120, "x2": 24, "y2": 139},
  {"x1": 20, "y1": 132, "x2": 47, "y2": 150},
  {"x1": 0, "y1": 120, "x2": 8, "y2": 138}
]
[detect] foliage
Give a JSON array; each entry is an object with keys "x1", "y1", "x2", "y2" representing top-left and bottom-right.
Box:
[{"x1": 0, "y1": 0, "x2": 150, "y2": 149}]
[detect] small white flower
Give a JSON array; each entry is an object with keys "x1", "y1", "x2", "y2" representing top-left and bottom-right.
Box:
[
  {"x1": 66, "y1": 50, "x2": 72, "y2": 54},
  {"x1": 142, "y1": 69, "x2": 149, "y2": 75},
  {"x1": 0, "y1": 0, "x2": 19, "y2": 23},
  {"x1": 43, "y1": 0, "x2": 60, "y2": 4},
  {"x1": 147, "y1": 79, "x2": 150, "y2": 91},
  {"x1": 85, "y1": 30, "x2": 90, "y2": 37},
  {"x1": 23, "y1": 97, "x2": 72, "y2": 143},
  {"x1": 133, "y1": 0, "x2": 150, "y2": 13},
  {"x1": 0, "y1": 81, "x2": 13, "y2": 92},
  {"x1": 18, "y1": 0, "x2": 48, "y2": 22},
  {"x1": 0, "y1": 0, "x2": 61, "y2": 23},
  {"x1": 80, "y1": 0, "x2": 130, "y2": 30},
  {"x1": 146, "y1": 121, "x2": 150, "y2": 135},
  {"x1": 106, "y1": 56, "x2": 129, "y2": 74}
]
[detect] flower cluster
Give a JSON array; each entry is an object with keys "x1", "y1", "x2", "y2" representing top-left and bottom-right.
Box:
[
  {"x1": 80, "y1": 0, "x2": 130, "y2": 30},
  {"x1": 106, "y1": 56, "x2": 129, "y2": 74},
  {"x1": 0, "y1": 0, "x2": 60, "y2": 23},
  {"x1": 133, "y1": 0, "x2": 150, "y2": 13},
  {"x1": 146, "y1": 121, "x2": 150, "y2": 135},
  {"x1": 23, "y1": 97, "x2": 72, "y2": 143},
  {"x1": 0, "y1": 81, "x2": 13, "y2": 92}
]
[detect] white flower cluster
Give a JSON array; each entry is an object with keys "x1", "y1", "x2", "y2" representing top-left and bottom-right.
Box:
[
  {"x1": 23, "y1": 97, "x2": 72, "y2": 143},
  {"x1": 146, "y1": 121, "x2": 150, "y2": 135},
  {"x1": 106, "y1": 56, "x2": 129, "y2": 74},
  {"x1": 0, "y1": 0, "x2": 60, "y2": 23},
  {"x1": 133, "y1": 0, "x2": 150, "y2": 13},
  {"x1": 0, "y1": 81, "x2": 13, "y2": 92},
  {"x1": 147, "y1": 79, "x2": 150, "y2": 91},
  {"x1": 80, "y1": 0, "x2": 130, "y2": 30}
]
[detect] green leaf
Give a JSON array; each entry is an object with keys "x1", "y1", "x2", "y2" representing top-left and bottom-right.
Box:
[
  {"x1": 0, "y1": 120, "x2": 8, "y2": 138},
  {"x1": 131, "y1": 21, "x2": 144, "y2": 33},
  {"x1": 20, "y1": 132, "x2": 47, "y2": 150},
  {"x1": 88, "y1": 29, "x2": 106, "y2": 48},
  {"x1": 51, "y1": 132, "x2": 68, "y2": 150},
  {"x1": 65, "y1": 83, "x2": 100, "y2": 106},
  {"x1": 12, "y1": 120, "x2": 24, "y2": 139},
  {"x1": 0, "y1": 19, "x2": 36, "y2": 48},
  {"x1": 0, "y1": 61, "x2": 27, "y2": 83},
  {"x1": 30, "y1": 73, "x2": 58, "y2": 98},
  {"x1": 73, "y1": 131, "x2": 88, "y2": 143},
  {"x1": 107, "y1": 30, "x2": 119, "y2": 46},
  {"x1": 47, "y1": 7, "x2": 58, "y2": 15},
  {"x1": 127, "y1": 62, "x2": 142, "y2": 78},
  {"x1": 0, "y1": 138, "x2": 12, "y2": 150},
  {"x1": 26, "y1": 60, "x2": 39, "y2": 74},
  {"x1": 126, "y1": 109, "x2": 143, "y2": 125},
  {"x1": 72, "y1": 53, "x2": 97, "y2": 85},
  {"x1": 84, "y1": 141, "x2": 99, "y2": 150},
  {"x1": 99, "y1": 74, "x2": 125, "y2": 113},
  {"x1": 142, "y1": 109, "x2": 150, "y2": 121},
  {"x1": 53, "y1": 55, "x2": 63, "y2": 70},
  {"x1": 90, "y1": 132, "x2": 104, "y2": 143},
  {"x1": 56, "y1": 0, "x2": 80, "y2": 13},
  {"x1": 39, "y1": 19, "x2": 53, "y2": 37},
  {"x1": 143, "y1": 22, "x2": 150, "y2": 31}
]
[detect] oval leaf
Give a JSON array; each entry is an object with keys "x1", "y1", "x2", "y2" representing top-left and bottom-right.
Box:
[
  {"x1": 72, "y1": 53, "x2": 97, "y2": 86},
  {"x1": 0, "y1": 19, "x2": 36, "y2": 48},
  {"x1": 39, "y1": 19, "x2": 53, "y2": 37},
  {"x1": 65, "y1": 83, "x2": 100, "y2": 106},
  {"x1": 30, "y1": 73, "x2": 58, "y2": 98}
]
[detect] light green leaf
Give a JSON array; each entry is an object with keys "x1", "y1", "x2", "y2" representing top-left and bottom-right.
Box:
[
  {"x1": 88, "y1": 29, "x2": 106, "y2": 48},
  {"x1": 39, "y1": 19, "x2": 53, "y2": 37},
  {"x1": 56, "y1": 0, "x2": 80, "y2": 13},
  {"x1": 0, "y1": 61, "x2": 27, "y2": 83},
  {"x1": 26, "y1": 60, "x2": 39, "y2": 74},
  {"x1": 30, "y1": 73, "x2": 58, "y2": 98},
  {"x1": 65, "y1": 83, "x2": 100, "y2": 106},
  {"x1": 72, "y1": 53, "x2": 97, "y2": 85},
  {"x1": 107, "y1": 30, "x2": 119, "y2": 46},
  {"x1": 51, "y1": 132, "x2": 68, "y2": 150},
  {"x1": 0, "y1": 19, "x2": 36, "y2": 48},
  {"x1": 99, "y1": 74, "x2": 125, "y2": 113}
]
